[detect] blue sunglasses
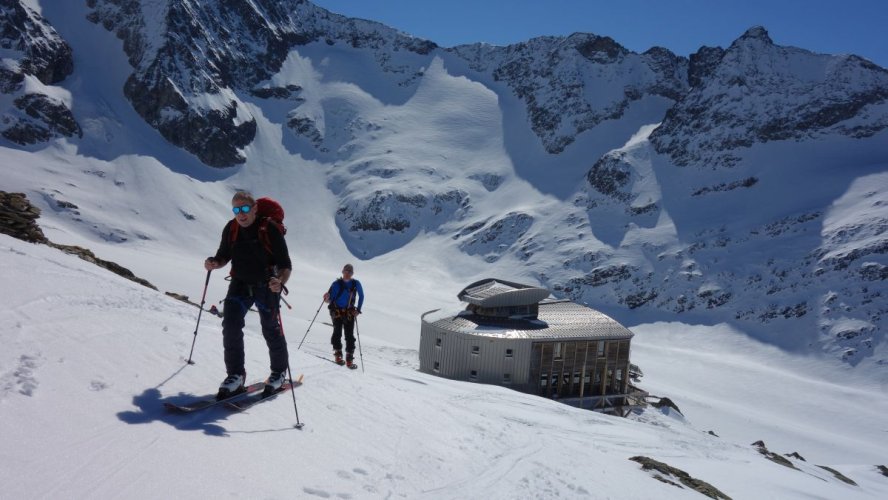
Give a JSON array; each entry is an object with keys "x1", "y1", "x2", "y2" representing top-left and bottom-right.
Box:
[{"x1": 232, "y1": 204, "x2": 252, "y2": 215}]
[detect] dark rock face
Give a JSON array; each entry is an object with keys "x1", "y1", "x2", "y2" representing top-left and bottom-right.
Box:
[
  {"x1": 651, "y1": 27, "x2": 888, "y2": 168},
  {"x1": 338, "y1": 190, "x2": 467, "y2": 234},
  {"x1": 585, "y1": 153, "x2": 633, "y2": 202},
  {"x1": 450, "y1": 34, "x2": 688, "y2": 154},
  {"x1": 336, "y1": 189, "x2": 469, "y2": 258},
  {"x1": 87, "y1": 0, "x2": 437, "y2": 167},
  {"x1": 3, "y1": 93, "x2": 82, "y2": 144},
  {"x1": 251, "y1": 84, "x2": 303, "y2": 100},
  {"x1": 287, "y1": 115, "x2": 323, "y2": 149},
  {"x1": 0, "y1": 0, "x2": 78, "y2": 145},
  {"x1": 0, "y1": 0, "x2": 73, "y2": 85},
  {"x1": 687, "y1": 46, "x2": 725, "y2": 88},
  {"x1": 458, "y1": 212, "x2": 534, "y2": 262}
]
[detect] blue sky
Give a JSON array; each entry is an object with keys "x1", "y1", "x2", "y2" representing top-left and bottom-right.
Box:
[{"x1": 311, "y1": 0, "x2": 888, "y2": 67}]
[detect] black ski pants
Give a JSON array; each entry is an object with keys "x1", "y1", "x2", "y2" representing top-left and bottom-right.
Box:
[
  {"x1": 330, "y1": 312, "x2": 355, "y2": 356},
  {"x1": 222, "y1": 279, "x2": 288, "y2": 376}
]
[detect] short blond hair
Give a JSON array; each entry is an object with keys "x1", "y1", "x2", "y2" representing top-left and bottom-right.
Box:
[{"x1": 232, "y1": 191, "x2": 255, "y2": 205}]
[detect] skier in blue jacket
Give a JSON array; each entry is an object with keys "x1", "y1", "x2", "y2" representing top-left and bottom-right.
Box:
[{"x1": 323, "y1": 263, "x2": 364, "y2": 367}]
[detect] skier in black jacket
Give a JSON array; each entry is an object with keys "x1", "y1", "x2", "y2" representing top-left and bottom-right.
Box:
[{"x1": 204, "y1": 191, "x2": 291, "y2": 398}]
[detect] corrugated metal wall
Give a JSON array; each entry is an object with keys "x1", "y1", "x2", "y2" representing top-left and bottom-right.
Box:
[{"x1": 420, "y1": 320, "x2": 533, "y2": 388}]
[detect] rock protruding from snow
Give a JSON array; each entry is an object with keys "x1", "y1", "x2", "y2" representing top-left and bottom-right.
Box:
[
  {"x1": 651, "y1": 26, "x2": 888, "y2": 168},
  {"x1": 449, "y1": 34, "x2": 688, "y2": 154},
  {"x1": 336, "y1": 189, "x2": 469, "y2": 258},
  {"x1": 458, "y1": 212, "x2": 535, "y2": 263},
  {"x1": 0, "y1": 191, "x2": 48, "y2": 243},
  {"x1": 0, "y1": 0, "x2": 79, "y2": 145}
]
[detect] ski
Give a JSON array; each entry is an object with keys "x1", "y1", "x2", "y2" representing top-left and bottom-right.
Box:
[
  {"x1": 226, "y1": 374, "x2": 304, "y2": 412},
  {"x1": 346, "y1": 363, "x2": 358, "y2": 370},
  {"x1": 164, "y1": 381, "x2": 266, "y2": 413}
]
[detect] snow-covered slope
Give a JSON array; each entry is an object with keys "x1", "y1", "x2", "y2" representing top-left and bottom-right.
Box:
[{"x1": 2, "y1": 234, "x2": 887, "y2": 499}]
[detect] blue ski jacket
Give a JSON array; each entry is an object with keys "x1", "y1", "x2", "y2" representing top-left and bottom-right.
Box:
[{"x1": 329, "y1": 278, "x2": 364, "y2": 311}]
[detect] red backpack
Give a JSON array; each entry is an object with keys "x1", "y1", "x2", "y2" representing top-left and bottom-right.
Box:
[{"x1": 228, "y1": 197, "x2": 286, "y2": 255}]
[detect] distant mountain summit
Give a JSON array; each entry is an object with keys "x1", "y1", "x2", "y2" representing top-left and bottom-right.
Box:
[{"x1": 651, "y1": 26, "x2": 888, "y2": 168}]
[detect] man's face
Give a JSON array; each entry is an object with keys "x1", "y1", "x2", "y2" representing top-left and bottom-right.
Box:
[
  {"x1": 232, "y1": 200, "x2": 257, "y2": 227},
  {"x1": 342, "y1": 268, "x2": 353, "y2": 280}
]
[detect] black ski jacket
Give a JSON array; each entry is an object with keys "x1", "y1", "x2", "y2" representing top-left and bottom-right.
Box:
[{"x1": 213, "y1": 219, "x2": 291, "y2": 284}]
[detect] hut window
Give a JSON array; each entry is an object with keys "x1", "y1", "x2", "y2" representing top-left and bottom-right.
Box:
[
  {"x1": 471, "y1": 345, "x2": 480, "y2": 355},
  {"x1": 597, "y1": 342, "x2": 605, "y2": 357},
  {"x1": 553, "y1": 342, "x2": 563, "y2": 360},
  {"x1": 505, "y1": 349, "x2": 513, "y2": 358},
  {"x1": 503, "y1": 373, "x2": 511, "y2": 384},
  {"x1": 436, "y1": 338, "x2": 442, "y2": 347},
  {"x1": 433, "y1": 361, "x2": 440, "y2": 372},
  {"x1": 469, "y1": 370, "x2": 478, "y2": 381}
]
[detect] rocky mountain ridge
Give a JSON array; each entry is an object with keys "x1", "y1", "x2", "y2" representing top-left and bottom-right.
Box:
[{"x1": 86, "y1": 0, "x2": 436, "y2": 166}]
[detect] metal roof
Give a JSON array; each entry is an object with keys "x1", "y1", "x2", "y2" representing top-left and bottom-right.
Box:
[
  {"x1": 457, "y1": 278, "x2": 551, "y2": 308},
  {"x1": 425, "y1": 299, "x2": 634, "y2": 341}
]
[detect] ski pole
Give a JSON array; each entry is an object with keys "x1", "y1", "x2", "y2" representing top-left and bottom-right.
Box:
[
  {"x1": 354, "y1": 315, "x2": 365, "y2": 373},
  {"x1": 281, "y1": 296, "x2": 292, "y2": 310},
  {"x1": 297, "y1": 298, "x2": 326, "y2": 350},
  {"x1": 277, "y1": 308, "x2": 304, "y2": 429},
  {"x1": 186, "y1": 269, "x2": 212, "y2": 365}
]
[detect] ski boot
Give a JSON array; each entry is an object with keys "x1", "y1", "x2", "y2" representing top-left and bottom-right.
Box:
[
  {"x1": 263, "y1": 371, "x2": 287, "y2": 397},
  {"x1": 217, "y1": 373, "x2": 245, "y2": 401},
  {"x1": 345, "y1": 352, "x2": 357, "y2": 370},
  {"x1": 334, "y1": 349, "x2": 345, "y2": 366}
]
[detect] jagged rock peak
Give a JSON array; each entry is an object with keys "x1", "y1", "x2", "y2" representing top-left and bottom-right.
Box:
[
  {"x1": 568, "y1": 32, "x2": 630, "y2": 61},
  {"x1": 736, "y1": 25, "x2": 773, "y2": 45},
  {"x1": 651, "y1": 25, "x2": 888, "y2": 167},
  {"x1": 449, "y1": 32, "x2": 687, "y2": 154}
]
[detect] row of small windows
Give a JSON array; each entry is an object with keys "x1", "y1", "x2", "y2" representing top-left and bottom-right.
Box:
[
  {"x1": 431, "y1": 362, "x2": 511, "y2": 383},
  {"x1": 435, "y1": 338, "x2": 513, "y2": 358}
]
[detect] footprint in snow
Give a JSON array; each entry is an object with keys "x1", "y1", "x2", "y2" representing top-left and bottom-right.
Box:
[
  {"x1": 89, "y1": 380, "x2": 109, "y2": 391},
  {"x1": 302, "y1": 487, "x2": 331, "y2": 498},
  {"x1": 11, "y1": 354, "x2": 40, "y2": 397}
]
